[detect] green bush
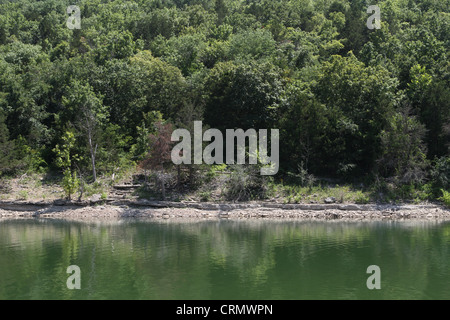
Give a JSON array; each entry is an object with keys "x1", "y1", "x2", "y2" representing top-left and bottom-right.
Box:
[
  {"x1": 439, "y1": 189, "x2": 450, "y2": 208},
  {"x1": 225, "y1": 165, "x2": 268, "y2": 201},
  {"x1": 17, "y1": 190, "x2": 28, "y2": 200},
  {"x1": 286, "y1": 163, "x2": 316, "y2": 188},
  {"x1": 204, "y1": 164, "x2": 227, "y2": 183},
  {"x1": 418, "y1": 183, "x2": 434, "y2": 201},
  {"x1": 354, "y1": 191, "x2": 370, "y2": 204},
  {"x1": 431, "y1": 157, "x2": 450, "y2": 193},
  {"x1": 16, "y1": 136, "x2": 47, "y2": 174},
  {"x1": 198, "y1": 191, "x2": 212, "y2": 202}
]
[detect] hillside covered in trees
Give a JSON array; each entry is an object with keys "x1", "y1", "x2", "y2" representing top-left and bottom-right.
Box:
[{"x1": 0, "y1": 0, "x2": 449, "y2": 204}]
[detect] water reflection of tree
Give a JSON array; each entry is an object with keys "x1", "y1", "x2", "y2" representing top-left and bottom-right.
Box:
[{"x1": 0, "y1": 220, "x2": 449, "y2": 299}]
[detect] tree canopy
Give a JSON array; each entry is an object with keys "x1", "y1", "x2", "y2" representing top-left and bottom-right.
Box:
[{"x1": 0, "y1": 0, "x2": 448, "y2": 194}]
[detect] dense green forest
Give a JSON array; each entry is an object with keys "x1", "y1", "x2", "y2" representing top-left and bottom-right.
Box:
[{"x1": 0, "y1": 0, "x2": 449, "y2": 203}]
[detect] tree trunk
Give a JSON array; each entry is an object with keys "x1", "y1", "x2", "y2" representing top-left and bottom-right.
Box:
[
  {"x1": 88, "y1": 126, "x2": 97, "y2": 182},
  {"x1": 189, "y1": 165, "x2": 194, "y2": 186},
  {"x1": 161, "y1": 166, "x2": 166, "y2": 200},
  {"x1": 77, "y1": 171, "x2": 84, "y2": 202},
  {"x1": 91, "y1": 150, "x2": 97, "y2": 182},
  {"x1": 177, "y1": 165, "x2": 181, "y2": 190}
]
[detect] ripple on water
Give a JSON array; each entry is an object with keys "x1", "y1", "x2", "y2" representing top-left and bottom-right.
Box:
[{"x1": 0, "y1": 219, "x2": 449, "y2": 299}]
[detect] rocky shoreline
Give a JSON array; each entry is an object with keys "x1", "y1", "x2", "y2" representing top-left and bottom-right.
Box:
[{"x1": 0, "y1": 200, "x2": 449, "y2": 221}]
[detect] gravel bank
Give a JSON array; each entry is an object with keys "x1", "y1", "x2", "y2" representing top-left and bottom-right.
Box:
[{"x1": 0, "y1": 202, "x2": 449, "y2": 221}]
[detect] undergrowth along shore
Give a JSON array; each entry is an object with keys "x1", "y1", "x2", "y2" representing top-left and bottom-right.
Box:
[{"x1": 1, "y1": 166, "x2": 449, "y2": 208}]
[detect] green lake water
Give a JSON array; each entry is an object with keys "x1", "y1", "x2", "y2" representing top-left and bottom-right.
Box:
[{"x1": 0, "y1": 218, "x2": 449, "y2": 300}]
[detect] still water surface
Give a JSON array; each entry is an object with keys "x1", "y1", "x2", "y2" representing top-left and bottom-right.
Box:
[{"x1": 0, "y1": 218, "x2": 449, "y2": 300}]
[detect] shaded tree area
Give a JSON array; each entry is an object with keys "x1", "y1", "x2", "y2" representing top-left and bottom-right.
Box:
[
  {"x1": 0, "y1": 0, "x2": 448, "y2": 199},
  {"x1": 0, "y1": 109, "x2": 21, "y2": 175}
]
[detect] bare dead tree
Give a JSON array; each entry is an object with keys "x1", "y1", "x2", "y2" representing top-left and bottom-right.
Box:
[{"x1": 139, "y1": 121, "x2": 174, "y2": 200}]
